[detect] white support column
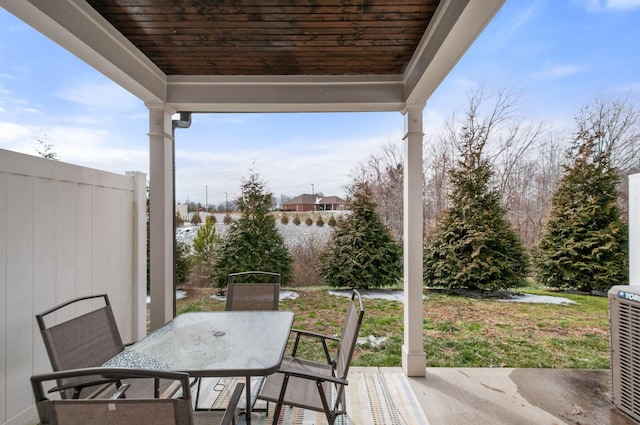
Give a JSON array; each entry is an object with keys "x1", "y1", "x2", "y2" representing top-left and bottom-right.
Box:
[
  {"x1": 630, "y1": 174, "x2": 640, "y2": 286},
  {"x1": 127, "y1": 171, "x2": 148, "y2": 341},
  {"x1": 402, "y1": 105, "x2": 427, "y2": 377},
  {"x1": 147, "y1": 104, "x2": 175, "y2": 331}
]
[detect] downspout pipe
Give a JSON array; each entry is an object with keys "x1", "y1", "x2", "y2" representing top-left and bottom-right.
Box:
[{"x1": 171, "y1": 112, "x2": 192, "y2": 316}]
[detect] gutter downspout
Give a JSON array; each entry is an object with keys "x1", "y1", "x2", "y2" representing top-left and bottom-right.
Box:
[{"x1": 172, "y1": 112, "x2": 192, "y2": 316}]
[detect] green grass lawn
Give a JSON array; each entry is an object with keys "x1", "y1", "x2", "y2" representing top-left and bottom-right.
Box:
[{"x1": 176, "y1": 286, "x2": 611, "y2": 369}]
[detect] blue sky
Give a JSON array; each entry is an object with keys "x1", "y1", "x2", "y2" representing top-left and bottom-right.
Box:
[{"x1": 1, "y1": 0, "x2": 639, "y2": 205}]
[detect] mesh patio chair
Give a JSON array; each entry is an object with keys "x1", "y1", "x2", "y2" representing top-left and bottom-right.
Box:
[
  {"x1": 35, "y1": 294, "x2": 129, "y2": 399},
  {"x1": 258, "y1": 289, "x2": 364, "y2": 425},
  {"x1": 31, "y1": 368, "x2": 244, "y2": 425},
  {"x1": 226, "y1": 271, "x2": 281, "y2": 311}
]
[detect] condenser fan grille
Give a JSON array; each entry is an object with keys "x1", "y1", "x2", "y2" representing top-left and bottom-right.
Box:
[{"x1": 610, "y1": 285, "x2": 640, "y2": 422}]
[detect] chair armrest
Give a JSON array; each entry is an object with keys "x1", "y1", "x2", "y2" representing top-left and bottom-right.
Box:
[
  {"x1": 290, "y1": 328, "x2": 340, "y2": 364},
  {"x1": 278, "y1": 366, "x2": 349, "y2": 386},
  {"x1": 291, "y1": 328, "x2": 340, "y2": 342},
  {"x1": 48, "y1": 379, "x2": 118, "y2": 399}
]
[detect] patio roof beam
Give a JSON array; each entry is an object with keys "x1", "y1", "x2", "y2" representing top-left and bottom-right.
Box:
[{"x1": 166, "y1": 75, "x2": 406, "y2": 113}]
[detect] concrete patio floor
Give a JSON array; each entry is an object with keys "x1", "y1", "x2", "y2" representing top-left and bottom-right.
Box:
[
  {"x1": 404, "y1": 367, "x2": 636, "y2": 425},
  {"x1": 221, "y1": 367, "x2": 636, "y2": 424}
]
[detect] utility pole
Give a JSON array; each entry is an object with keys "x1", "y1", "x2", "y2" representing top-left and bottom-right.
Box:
[
  {"x1": 225, "y1": 192, "x2": 228, "y2": 212},
  {"x1": 205, "y1": 185, "x2": 208, "y2": 212},
  {"x1": 311, "y1": 183, "x2": 314, "y2": 195}
]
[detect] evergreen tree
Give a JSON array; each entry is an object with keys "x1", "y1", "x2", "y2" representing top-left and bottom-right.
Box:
[
  {"x1": 190, "y1": 211, "x2": 202, "y2": 225},
  {"x1": 175, "y1": 211, "x2": 184, "y2": 227},
  {"x1": 423, "y1": 121, "x2": 529, "y2": 291},
  {"x1": 535, "y1": 125, "x2": 628, "y2": 292},
  {"x1": 192, "y1": 221, "x2": 220, "y2": 259},
  {"x1": 188, "y1": 221, "x2": 221, "y2": 287},
  {"x1": 175, "y1": 242, "x2": 192, "y2": 285},
  {"x1": 317, "y1": 183, "x2": 401, "y2": 289},
  {"x1": 211, "y1": 171, "x2": 292, "y2": 288}
]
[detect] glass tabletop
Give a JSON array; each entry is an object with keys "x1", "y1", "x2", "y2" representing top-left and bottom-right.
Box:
[{"x1": 104, "y1": 311, "x2": 294, "y2": 377}]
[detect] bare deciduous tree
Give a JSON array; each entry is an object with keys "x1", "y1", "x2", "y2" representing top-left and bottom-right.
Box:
[
  {"x1": 423, "y1": 136, "x2": 454, "y2": 230},
  {"x1": 429, "y1": 87, "x2": 545, "y2": 244},
  {"x1": 575, "y1": 96, "x2": 640, "y2": 172},
  {"x1": 348, "y1": 140, "x2": 404, "y2": 241},
  {"x1": 573, "y1": 96, "x2": 640, "y2": 222}
]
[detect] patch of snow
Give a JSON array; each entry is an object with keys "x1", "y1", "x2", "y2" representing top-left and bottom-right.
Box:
[
  {"x1": 209, "y1": 290, "x2": 299, "y2": 302},
  {"x1": 329, "y1": 289, "x2": 576, "y2": 305},
  {"x1": 280, "y1": 290, "x2": 299, "y2": 300},
  {"x1": 499, "y1": 294, "x2": 577, "y2": 305},
  {"x1": 329, "y1": 289, "x2": 423, "y2": 302},
  {"x1": 357, "y1": 335, "x2": 388, "y2": 348},
  {"x1": 176, "y1": 221, "x2": 334, "y2": 250}
]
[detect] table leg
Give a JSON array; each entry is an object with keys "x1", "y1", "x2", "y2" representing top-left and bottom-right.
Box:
[{"x1": 245, "y1": 376, "x2": 252, "y2": 425}]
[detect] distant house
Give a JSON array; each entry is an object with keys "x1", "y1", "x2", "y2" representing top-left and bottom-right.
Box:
[{"x1": 282, "y1": 194, "x2": 347, "y2": 212}]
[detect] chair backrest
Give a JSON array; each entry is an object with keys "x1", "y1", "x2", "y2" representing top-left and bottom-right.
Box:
[
  {"x1": 335, "y1": 290, "x2": 365, "y2": 380},
  {"x1": 31, "y1": 368, "x2": 194, "y2": 425},
  {"x1": 36, "y1": 294, "x2": 125, "y2": 396},
  {"x1": 227, "y1": 271, "x2": 281, "y2": 284},
  {"x1": 226, "y1": 271, "x2": 281, "y2": 311}
]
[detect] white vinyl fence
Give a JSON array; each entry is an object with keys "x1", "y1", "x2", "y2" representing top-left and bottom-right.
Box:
[{"x1": 0, "y1": 149, "x2": 146, "y2": 425}]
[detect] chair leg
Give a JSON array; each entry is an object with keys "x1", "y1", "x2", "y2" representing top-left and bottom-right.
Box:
[
  {"x1": 271, "y1": 374, "x2": 290, "y2": 425},
  {"x1": 316, "y1": 380, "x2": 334, "y2": 425}
]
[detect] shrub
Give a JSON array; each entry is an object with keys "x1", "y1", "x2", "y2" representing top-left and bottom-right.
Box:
[
  {"x1": 328, "y1": 216, "x2": 337, "y2": 227},
  {"x1": 223, "y1": 213, "x2": 233, "y2": 224},
  {"x1": 318, "y1": 183, "x2": 401, "y2": 289},
  {"x1": 176, "y1": 211, "x2": 184, "y2": 227},
  {"x1": 305, "y1": 216, "x2": 313, "y2": 226},
  {"x1": 423, "y1": 114, "x2": 528, "y2": 291},
  {"x1": 175, "y1": 242, "x2": 192, "y2": 285},
  {"x1": 535, "y1": 119, "x2": 628, "y2": 291},
  {"x1": 290, "y1": 236, "x2": 325, "y2": 287},
  {"x1": 190, "y1": 211, "x2": 202, "y2": 225},
  {"x1": 280, "y1": 214, "x2": 289, "y2": 225},
  {"x1": 206, "y1": 214, "x2": 216, "y2": 225},
  {"x1": 192, "y1": 221, "x2": 220, "y2": 260},
  {"x1": 293, "y1": 215, "x2": 301, "y2": 225},
  {"x1": 316, "y1": 216, "x2": 325, "y2": 227},
  {"x1": 210, "y1": 171, "x2": 292, "y2": 288}
]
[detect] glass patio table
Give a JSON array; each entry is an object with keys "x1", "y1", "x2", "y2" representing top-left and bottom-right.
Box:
[{"x1": 104, "y1": 311, "x2": 294, "y2": 424}]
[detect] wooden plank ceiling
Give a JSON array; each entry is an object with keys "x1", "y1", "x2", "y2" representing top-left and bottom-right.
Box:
[{"x1": 85, "y1": 0, "x2": 441, "y2": 76}]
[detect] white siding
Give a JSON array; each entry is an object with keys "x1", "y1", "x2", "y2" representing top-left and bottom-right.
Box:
[{"x1": 0, "y1": 149, "x2": 146, "y2": 425}]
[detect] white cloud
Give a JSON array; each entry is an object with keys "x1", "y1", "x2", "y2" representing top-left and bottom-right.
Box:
[
  {"x1": 531, "y1": 63, "x2": 587, "y2": 80},
  {"x1": 55, "y1": 80, "x2": 141, "y2": 111},
  {"x1": 0, "y1": 121, "x2": 37, "y2": 143},
  {"x1": 42, "y1": 125, "x2": 147, "y2": 172},
  {"x1": 576, "y1": 0, "x2": 640, "y2": 12},
  {"x1": 0, "y1": 121, "x2": 148, "y2": 174},
  {"x1": 496, "y1": 0, "x2": 546, "y2": 41},
  {"x1": 174, "y1": 134, "x2": 388, "y2": 203},
  {"x1": 605, "y1": 0, "x2": 640, "y2": 10}
]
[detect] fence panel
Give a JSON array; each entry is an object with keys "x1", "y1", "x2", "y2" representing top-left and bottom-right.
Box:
[{"x1": 0, "y1": 149, "x2": 146, "y2": 425}]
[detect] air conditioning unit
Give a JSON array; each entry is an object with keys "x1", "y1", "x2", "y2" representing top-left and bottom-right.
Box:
[{"x1": 609, "y1": 285, "x2": 640, "y2": 422}]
